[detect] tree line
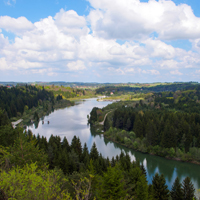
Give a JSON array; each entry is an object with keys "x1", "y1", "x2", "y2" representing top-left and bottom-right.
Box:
[
  {"x1": 0, "y1": 85, "x2": 54, "y2": 118},
  {"x1": 95, "y1": 82, "x2": 199, "y2": 95}
]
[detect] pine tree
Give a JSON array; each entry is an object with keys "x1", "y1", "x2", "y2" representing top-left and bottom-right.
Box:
[
  {"x1": 97, "y1": 164, "x2": 126, "y2": 200},
  {"x1": 81, "y1": 143, "x2": 89, "y2": 163},
  {"x1": 182, "y1": 177, "x2": 195, "y2": 200},
  {"x1": 135, "y1": 174, "x2": 148, "y2": 200},
  {"x1": 104, "y1": 116, "x2": 110, "y2": 131},
  {"x1": 71, "y1": 136, "x2": 82, "y2": 158},
  {"x1": 11, "y1": 130, "x2": 47, "y2": 169},
  {"x1": 90, "y1": 142, "x2": 99, "y2": 160},
  {"x1": 62, "y1": 136, "x2": 70, "y2": 152},
  {"x1": 146, "y1": 120, "x2": 158, "y2": 146},
  {"x1": 152, "y1": 173, "x2": 169, "y2": 200},
  {"x1": 161, "y1": 121, "x2": 176, "y2": 148},
  {"x1": 171, "y1": 177, "x2": 184, "y2": 200},
  {"x1": 126, "y1": 118, "x2": 132, "y2": 131},
  {"x1": 134, "y1": 116, "x2": 143, "y2": 139},
  {"x1": 127, "y1": 167, "x2": 142, "y2": 196},
  {"x1": 111, "y1": 156, "x2": 115, "y2": 167}
]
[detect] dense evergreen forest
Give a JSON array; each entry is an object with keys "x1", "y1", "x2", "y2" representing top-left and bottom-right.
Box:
[
  {"x1": 0, "y1": 108, "x2": 196, "y2": 199},
  {"x1": 89, "y1": 85, "x2": 200, "y2": 164},
  {"x1": 0, "y1": 85, "x2": 55, "y2": 118}
]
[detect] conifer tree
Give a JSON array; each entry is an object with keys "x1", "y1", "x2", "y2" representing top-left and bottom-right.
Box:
[
  {"x1": 104, "y1": 116, "x2": 110, "y2": 131},
  {"x1": 182, "y1": 177, "x2": 195, "y2": 200},
  {"x1": 134, "y1": 116, "x2": 143, "y2": 139},
  {"x1": 171, "y1": 177, "x2": 184, "y2": 200},
  {"x1": 152, "y1": 173, "x2": 169, "y2": 200},
  {"x1": 62, "y1": 136, "x2": 70, "y2": 152},
  {"x1": 71, "y1": 136, "x2": 82, "y2": 158},
  {"x1": 97, "y1": 164, "x2": 126, "y2": 200},
  {"x1": 90, "y1": 142, "x2": 99, "y2": 160},
  {"x1": 126, "y1": 118, "x2": 132, "y2": 131},
  {"x1": 161, "y1": 121, "x2": 176, "y2": 148},
  {"x1": 135, "y1": 174, "x2": 148, "y2": 200}
]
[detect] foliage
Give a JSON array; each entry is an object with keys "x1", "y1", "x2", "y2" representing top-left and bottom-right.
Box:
[
  {"x1": 0, "y1": 85, "x2": 54, "y2": 118},
  {"x1": 182, "y1": 177, "x2": 195, "y2": 200},
  {"x1": 152, "y1": 173, "x2": 169, "y2": 200},
  {"x1": 171, "y1": 177, "x2": 184, "y2": 200},
  {"x1": 0, "y1": 162, "x2": 71, "y2": 200},
  {"x1": 96, "y1": 164, "x2": 126, "y2": 200}
]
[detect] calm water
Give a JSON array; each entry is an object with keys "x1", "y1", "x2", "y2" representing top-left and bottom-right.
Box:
[{"x1": 27, "y1": 98, "x2": 200, "y2": 193}]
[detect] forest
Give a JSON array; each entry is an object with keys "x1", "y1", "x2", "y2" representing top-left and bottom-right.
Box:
[
  {"x1": 0, "y1": 85, "x2": 75, "y2": 126},
  {"x1": 89, "y1": 85, "x2": 200, "y2": 164},
  {"x1": 0, "y1": 83, "x2": 198, "y2": 199},
  {"x1": 0, "y1": 85, "x2": 55, "y2": 118},
  {"x1": 0, "y1": 108, "x2": 196, "y2": 199}
]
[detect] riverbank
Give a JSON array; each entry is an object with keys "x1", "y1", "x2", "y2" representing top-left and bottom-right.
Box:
[
  {"x1": 101, "y1": 127, "x2": 200, "y2": 166},
  {"x1": 104, "y1": 132, "x2": 200, "y2": 165},
  {"x1": 10, "y1": 99, "x2": 74, "y2": 127}
]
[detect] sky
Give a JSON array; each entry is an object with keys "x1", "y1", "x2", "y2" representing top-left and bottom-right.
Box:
[{"x1": 0, "y1": 0, "x2": 200, "y2": 83}]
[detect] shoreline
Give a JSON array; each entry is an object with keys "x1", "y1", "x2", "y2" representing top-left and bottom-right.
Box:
[{"x1": 101, "y1": 131, "x2": 200, "y2": 166}]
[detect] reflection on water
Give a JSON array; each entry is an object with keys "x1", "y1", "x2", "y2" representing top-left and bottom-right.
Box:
[{"x1": 27, "y1": 98, "x2": 200, "y2": 191}]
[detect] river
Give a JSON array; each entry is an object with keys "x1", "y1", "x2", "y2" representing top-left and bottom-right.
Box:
[{"x1": 27, "y1": 98, "x2": 200, "y2": 194}]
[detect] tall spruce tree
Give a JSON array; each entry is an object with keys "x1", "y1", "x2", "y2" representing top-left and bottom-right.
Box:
[
  {"x1": 152, "y1": 173, "x2": 169, "y2": 200},
  {"x1": 97, "y1": 164, "x2": 126, "y2": 200},
  {"x1": 171, "y1": 177, "x2": 184, "y2": 200},
  {"x1": 182, "y1": 177, "x2": 195, "y2": 200},
  {"x1": 90, "y1": 142, "x2": 99, "y2": 160},
  {"x1": 135, "y1": 174, "x2": 148, "y2": 200},
  {"x1": 104, "y1": 116, "x2": 110, "y2": 131}
]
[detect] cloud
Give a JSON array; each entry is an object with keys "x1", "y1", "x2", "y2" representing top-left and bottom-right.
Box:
[
  {"x1": 0, "y1": 16, "x2": 34, "y2": 34},
  {"x1": 195, "y1": 70, "x2": 200, "y2": 74},
  {"x1": 157, "y1": 59, "x2": 179, "y2": 70},
  {"x1": 170, "y1": 70, "x2": 183, "y2": 75},
  {"x1": 67, "y1": 60, "x2": 86, "y2": 71},
  {"x1": 54, "y1": 9, "x2": 89, "y2": 37},
  {"x1": 142, "y1": 69, "x2": 160, "y2": 75},
  {"x1": 87, "y1": 0, "x2": 200, "y2": 40},
  {"x1": 0, "y1": 4, "x2": 200, "y2": 81}
]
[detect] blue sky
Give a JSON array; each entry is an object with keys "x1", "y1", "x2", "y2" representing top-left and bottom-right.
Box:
[{"x1": 0, "y1": 0, "x2": 200, "y2": 83}]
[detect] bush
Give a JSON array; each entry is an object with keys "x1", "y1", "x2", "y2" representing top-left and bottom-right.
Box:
[
  {"x1": 124, "y1": 137, "x2": 132, "y2": 147},
  {"x1": 133, "y1": 141, "x2": 138, "y2": 149},
  {"x1": 189, "y1": 147, "x2": 200, "y2": 161},
  {"x1": 168, "y1": 147, "x2": 175, "y2": 158},
  {"x1": 129, "y1": 131, "x2": 136, "y2": 139}
]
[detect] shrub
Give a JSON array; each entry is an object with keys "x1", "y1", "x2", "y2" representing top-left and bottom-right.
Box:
[
  {"x1": 168, "y1": 147, "x2": 175, "y2": 158},
  {"x1": 133, "y1": 141, "x2": 138, "y2": 149}
]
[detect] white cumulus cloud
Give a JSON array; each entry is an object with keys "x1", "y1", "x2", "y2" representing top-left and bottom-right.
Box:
[
  {"x1": 0, "y1": 16, "x2": 34, "y2": 34},
  {"x1": 87, "y1": 0, "x2": 200, "y2": 40}
]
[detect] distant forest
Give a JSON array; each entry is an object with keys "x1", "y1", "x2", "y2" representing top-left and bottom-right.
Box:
[
  {"x1": 95, "y1": 82, "x2": 200, "y2": 94},
  {"x1": 0, "y1": 85, "x2": 54, "y2": 118}
]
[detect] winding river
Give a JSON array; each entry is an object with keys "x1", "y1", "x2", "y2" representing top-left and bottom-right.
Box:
[{"x1": 27, "y1": 98, "x2": 200, "y2": 194}]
